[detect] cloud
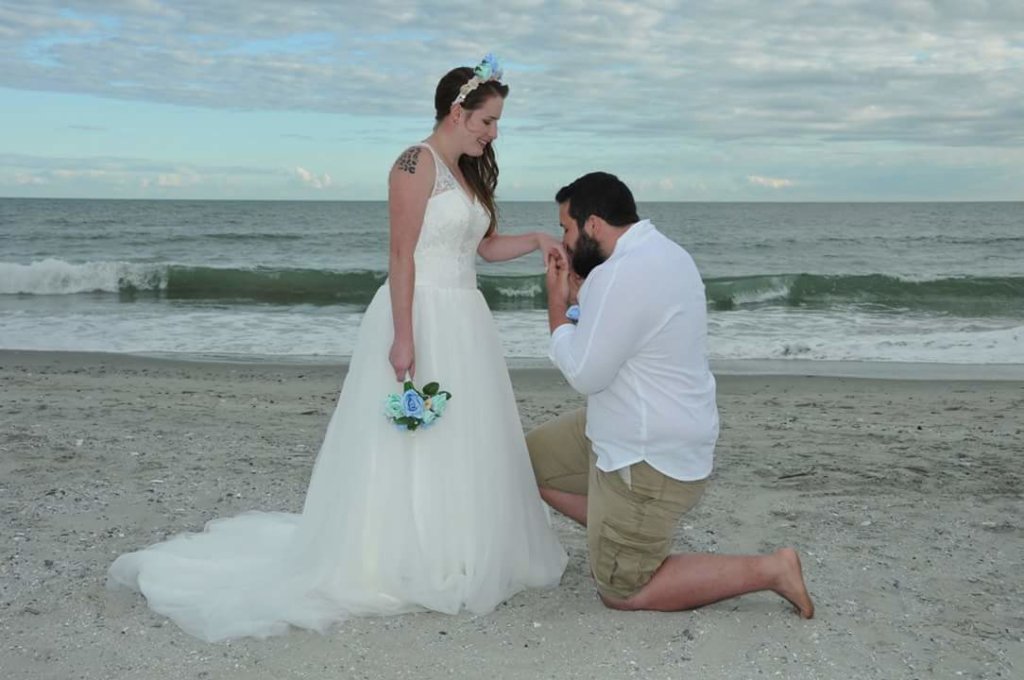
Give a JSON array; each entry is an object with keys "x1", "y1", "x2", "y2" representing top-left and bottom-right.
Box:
[
  {"x1": 748, "y1": 175, "x2": 795, "y2": 189},
  {"x1": 52, "y1": 168, "x2": 114, "y2": 179},
  {"x1": 0, "y1": 153, "x2": 283, "y2": 196},
  {"x1": 156, "y1": 172, "x2": 200, "y2": 188},
  {"x1": 0, "y1": 0, "x2": 1020, "y2": 151},
  {"x1": 294, "y1": 166, "x2": 331, "y2": 189},
  {"x1": 0, "y1": 152, "x2": 281, "y2": 176},
  {"x1": 15, "y1": 172, "x2": 46, "y2": 185},
  {"x1": 2, "y1": 1, "x2": 1024, "y2": 199}
]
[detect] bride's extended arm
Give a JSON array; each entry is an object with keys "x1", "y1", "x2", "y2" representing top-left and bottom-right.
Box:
[
  {"x1": 387, "y1": 146, "x2": 433, "y2": 381},
  {"x1": 477, "y1": 232, "x2": 562, "y2": 263}
]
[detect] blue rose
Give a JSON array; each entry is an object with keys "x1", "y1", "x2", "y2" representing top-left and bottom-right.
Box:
[
  {"x1": 384, "y1": 394, "x2": 404, "y2": 418},
  {"x1": 402, "y1": 389, "x2": 426, "y2": 418},
  {"x1": 430, "y1": 393, "x2": 448, "y2": 415}
]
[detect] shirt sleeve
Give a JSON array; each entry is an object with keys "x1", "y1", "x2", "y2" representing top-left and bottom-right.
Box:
[{"x1": 548, "y1": 260, "x2": 649, "y2": 394}]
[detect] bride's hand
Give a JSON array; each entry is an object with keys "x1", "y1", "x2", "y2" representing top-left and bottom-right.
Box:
[
  {"x1": 536, "y1": 233, "x2": 566, "y2": 263},
  {"x1": 389, "y1": 337, "x2": 415, "y2": 382}
]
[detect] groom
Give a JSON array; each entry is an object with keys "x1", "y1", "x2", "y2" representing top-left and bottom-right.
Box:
[{"x1": 530, "y1": 172, "x2": 814, "y2": 617}]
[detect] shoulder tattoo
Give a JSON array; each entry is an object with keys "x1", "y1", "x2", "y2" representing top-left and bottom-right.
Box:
[{"x1": 395, "y1": 146, "x2": 421, "y2": 174}]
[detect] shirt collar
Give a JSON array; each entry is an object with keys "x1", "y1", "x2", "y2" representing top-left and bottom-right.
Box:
[{"x1": 608, "y1": 219, "x2": 654, "y2": 261}]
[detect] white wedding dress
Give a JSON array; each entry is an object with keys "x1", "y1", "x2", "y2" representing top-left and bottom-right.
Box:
[{"x1": 108, "y1": 143, "x2": 568, "y2": 642}]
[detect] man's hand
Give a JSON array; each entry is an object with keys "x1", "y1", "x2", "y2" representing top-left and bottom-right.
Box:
[
  {"x1": 545, "y1": 249, "x2": 572, "y2": 333},
  {"x1": 568, "y1": 270, "x2": 583, "y2": 305},
  {"x1": 545, "y1": 248, "x2": 570, "y2": 305}
]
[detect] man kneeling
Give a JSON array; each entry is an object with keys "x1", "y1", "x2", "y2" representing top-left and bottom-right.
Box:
[{"x1": 531, "y1": 172, "x2": 814, "y2": 617}]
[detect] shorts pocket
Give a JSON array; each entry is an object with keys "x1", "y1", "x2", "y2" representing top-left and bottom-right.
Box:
[
  {"x1": 592, "y1": 520, "x2": 670, "y2": 599},
  {"x1": 627, "y1": 463, "x2": 667, "y2": 500}
]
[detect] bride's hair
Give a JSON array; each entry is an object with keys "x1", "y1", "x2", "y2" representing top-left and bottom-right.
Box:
[{"x1": 434, "y1": 67, "x2": 509, "y2": 235}]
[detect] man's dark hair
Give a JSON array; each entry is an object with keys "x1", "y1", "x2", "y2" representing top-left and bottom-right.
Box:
[{"x1": 555, "y1": 172, "x2": 639, "y2": 230}]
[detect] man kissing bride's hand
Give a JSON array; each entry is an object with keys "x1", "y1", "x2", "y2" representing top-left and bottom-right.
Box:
[{"x1": 536, "y1": 232, "x2": 565, "y2": 263}]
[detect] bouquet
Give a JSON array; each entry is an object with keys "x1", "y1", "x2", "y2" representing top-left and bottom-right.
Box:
[{"x1": 384, "y1": 380, "x2": 452, "y2": 432}]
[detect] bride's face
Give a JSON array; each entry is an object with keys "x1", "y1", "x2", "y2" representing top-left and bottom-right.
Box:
[{"x1": 457, "y1": 95, "x2": 503, "y2": 157}]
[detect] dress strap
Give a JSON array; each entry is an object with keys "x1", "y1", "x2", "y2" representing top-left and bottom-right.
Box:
[{"x1": 417, "y1": 142, "x2": 457, "y2": 197}]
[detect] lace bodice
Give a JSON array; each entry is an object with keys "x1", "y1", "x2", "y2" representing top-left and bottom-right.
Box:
[{"x1": 413, "y1": 143, "x2": 490, "y2": 289}]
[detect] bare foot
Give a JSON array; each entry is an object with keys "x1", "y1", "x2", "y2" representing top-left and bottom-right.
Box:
[{"x1": 773, "y1": 548, "x2": 815, "y2": 619}]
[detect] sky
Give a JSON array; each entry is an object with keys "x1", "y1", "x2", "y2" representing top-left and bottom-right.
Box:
[{"x1": 1, "y1": 0, "x2": 1022, "y2": 201}]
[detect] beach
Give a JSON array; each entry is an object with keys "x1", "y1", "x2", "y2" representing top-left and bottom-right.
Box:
[{"x1": 1, "y1": 350, "x2": 1021, "y2": 680}]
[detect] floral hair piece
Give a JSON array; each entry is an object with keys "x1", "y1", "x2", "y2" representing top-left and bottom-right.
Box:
[{"x1": 452, "y1": 53, "x2": 504, "y2": 107}]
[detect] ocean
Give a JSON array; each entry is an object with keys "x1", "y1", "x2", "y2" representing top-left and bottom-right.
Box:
[{"x1": 1, "y1": 198, "x2": 1021, "y2": 370}]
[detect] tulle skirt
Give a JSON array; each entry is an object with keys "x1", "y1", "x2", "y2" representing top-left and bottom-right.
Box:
[{"x1": 108, "y1": 284, "x2": 567, "y2": 642}]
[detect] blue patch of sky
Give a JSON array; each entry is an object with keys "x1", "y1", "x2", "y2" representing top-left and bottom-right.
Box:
[
  {"x1": 501, "y1": 60, "x2": 546, "y2": 74},
  {"x1": 357, "y1": 30, "x2": 435, "y2": 44},
  {"x1": 0, "y1": 87, "x2": 418, "y2": 165},
  {"x1": 22, "y1": 9, "x2": 119, "y2": 68},
  {"x1": 220, "y1": 32, "x2": 337, "y2": 57},
  {"x1": 602, "y1": 63, "x2": 638, "y2": 75},
  {"x1": 57, "y1": 7, "x2": 120, "y2": 30},
  {"x1": 21, "y1": 38, "x2": 63, "y2": 68}
]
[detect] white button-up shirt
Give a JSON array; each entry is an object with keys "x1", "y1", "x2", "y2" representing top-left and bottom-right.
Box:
[{"x1": 549, "y1": 219, "x2": 718, "y2": 481}]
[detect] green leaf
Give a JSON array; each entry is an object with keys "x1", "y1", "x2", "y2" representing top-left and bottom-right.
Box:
[
  {"x1": 441, "y1": 391, "x2": 452, "y2": 400},
  {"x1": 423, "y1": 382, "x2": 439, "y2": 396},
  {"x1": 403, "y1": 380, "x2": 414, "y2": 391}
]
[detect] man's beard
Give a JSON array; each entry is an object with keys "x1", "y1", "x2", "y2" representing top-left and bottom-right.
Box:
[{"x1": 569, "y1": 228, "x2": 607, "y2": 279}]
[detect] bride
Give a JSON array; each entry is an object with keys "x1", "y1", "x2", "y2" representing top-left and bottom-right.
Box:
[{"x1": 108, "y1": 55, "x2": 568, "y2": 642}]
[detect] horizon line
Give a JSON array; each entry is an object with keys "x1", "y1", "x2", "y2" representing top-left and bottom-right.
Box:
[{"x1": 3, "y1": 196, "x2": 1022, "y2": 204}]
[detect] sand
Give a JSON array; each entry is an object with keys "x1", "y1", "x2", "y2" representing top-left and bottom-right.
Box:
[{"x1": 0, "y1": 350, "x2": 1021, "y2": 680}]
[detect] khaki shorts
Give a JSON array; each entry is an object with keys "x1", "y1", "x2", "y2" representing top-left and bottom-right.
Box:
[{"x1": 527, "y1": 408, "x2": 707, "y2": 600}]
